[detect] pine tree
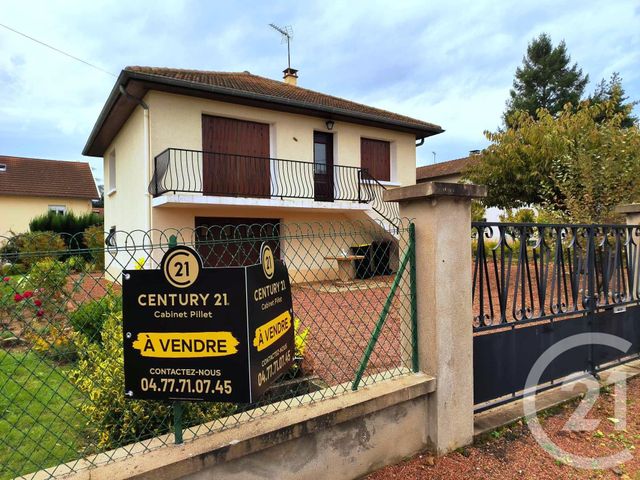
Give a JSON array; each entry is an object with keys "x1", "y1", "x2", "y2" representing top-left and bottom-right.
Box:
[
  {"x1": 588, "y1": 72, "x2": 638, "y2": 128},
  {"x1": 504, "y1": 33, "x2": 588, "y2": 126}
]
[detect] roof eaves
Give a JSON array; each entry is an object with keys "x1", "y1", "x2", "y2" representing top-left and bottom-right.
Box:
[
  {"x1": 129, "y1": 70, "x2": 444, "y2": 134},
  {"x1": 82, "y1": 70, "x2": 130, "y2": 156},
  {"x1": 84, "y1": 69, "x2": 443, "y2": 157}
]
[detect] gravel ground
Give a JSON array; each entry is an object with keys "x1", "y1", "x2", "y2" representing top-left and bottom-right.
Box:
[{"x1": 367, "y1": 375, "x2": 640, "y2": 480}]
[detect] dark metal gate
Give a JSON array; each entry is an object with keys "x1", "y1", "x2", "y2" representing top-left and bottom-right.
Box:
[{"x1": 472, "y1": 222, "x2": 640, "y2": 412}]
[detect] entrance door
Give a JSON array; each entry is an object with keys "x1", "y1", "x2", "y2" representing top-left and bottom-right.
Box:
[
  {"x1": 201, "y1": 115, "x2": 270, "y2": 198},
  {"x1": 313, "y1": 132, "x2": 334, "y2": 202}
]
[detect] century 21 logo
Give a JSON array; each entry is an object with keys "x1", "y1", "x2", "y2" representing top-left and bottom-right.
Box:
[
  {"x1": 163, "y1": 246, "x2": 202, "y2": 288},
  {"x1": 261, "y1": 243, "x2": 275, "y2": 280}
]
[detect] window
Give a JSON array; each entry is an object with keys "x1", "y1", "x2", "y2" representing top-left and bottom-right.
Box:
[
  {"x1": 360, "y1": 138, "x2": 390, "y2": 182},
  {"x1": 108, "y1": 151, "x2": 116, "y2": 192},
  {"x1": 48, "y1": 205, "x2": 67, "y2": 215},
  {"x1": 0, "y1": 164, "x2": 6, "y2": 172}
]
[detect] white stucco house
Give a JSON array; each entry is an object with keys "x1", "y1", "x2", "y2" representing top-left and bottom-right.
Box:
[{"x1": 83, "y1": 66, "x2": 443, "y2": 280}]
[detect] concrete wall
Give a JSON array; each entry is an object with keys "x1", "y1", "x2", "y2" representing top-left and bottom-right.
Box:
[
  {"x1": 50, "y1": 374, "x2": 435, "y2": 480},
  {"x1": 103, "y1": 106, "x2": 147, "y2": 235},
  {"x1": 0, "y1": 195, "x2": 93, "y2": 236}
]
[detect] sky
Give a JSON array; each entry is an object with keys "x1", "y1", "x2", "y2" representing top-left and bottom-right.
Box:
[{"x1": 1, "y1": 0, "x2": 639, "y2": 186}]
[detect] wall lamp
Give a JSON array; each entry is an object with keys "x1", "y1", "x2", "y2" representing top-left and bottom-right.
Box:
[{"x1": 325, "y1": 120, "x2": 335, "y2": 130}]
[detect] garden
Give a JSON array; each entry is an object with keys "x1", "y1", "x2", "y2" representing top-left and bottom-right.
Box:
[{"x1": 0, "y1": 217, "x2": 410, "y2": 479}]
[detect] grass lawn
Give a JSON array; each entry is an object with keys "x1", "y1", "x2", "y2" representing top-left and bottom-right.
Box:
[{"x1": 0, "y1": 350, "x2": 86, "y2": 479}]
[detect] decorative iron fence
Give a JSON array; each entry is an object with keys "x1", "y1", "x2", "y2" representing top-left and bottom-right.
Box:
[
  {"x1": 360, "y1": 170, "x2": 400, "y2": 227},
  {"x1": 0, "y1": 219, "x2": 414, "y2": 479},
  {"x1": 149, "y1": 148, "x2": 370, "y2": 203},
  {"x1": 472, "y1": 222, "x2": 640, "y2": 410}
]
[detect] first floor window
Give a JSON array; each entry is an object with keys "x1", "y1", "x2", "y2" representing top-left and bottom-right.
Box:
[
  {"x1": 108, "y1": 150, "x2": 116, "y2": 192},
  {"x1": 48, "y1": 205, "x2": 67, "y2": 215}
]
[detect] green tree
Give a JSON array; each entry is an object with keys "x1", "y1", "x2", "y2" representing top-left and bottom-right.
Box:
[
  {"x1": 499, "y1": 208, "x2": 537, "y2": 223},
  {"x1": 588, "y1": 72, "x2": 638, "y2": 128},
  {"x1": 465, "y1": 98, "x2": 640, "y2": 223},
  {"x1": 504, "y1": 33, "x2": 588, "y2": 126},
  {"x1": 471, "y1": 201, "x2": 486, "y2": 222}
]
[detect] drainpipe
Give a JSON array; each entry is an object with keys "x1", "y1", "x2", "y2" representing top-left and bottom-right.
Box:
[
  {"x1": 415, "y1": 137, "x2": 425, "y2": 147},
  {"x1": 119, "y1": 85, "x2": 151, "y2": 231}
]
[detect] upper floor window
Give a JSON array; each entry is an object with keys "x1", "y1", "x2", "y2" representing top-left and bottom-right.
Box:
[
  {"x1": 360, "y1": 138, "x2": 390, "y2": 182},
  {"x1": 108, "y1": 151, "x2": 116, "y2": 192},
  {"x1": 48, "y1": 205, "x2": 67, "y2": 215}
]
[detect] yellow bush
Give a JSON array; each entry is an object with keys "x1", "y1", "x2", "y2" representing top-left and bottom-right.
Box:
[{"x1": 69, "y1": 312, "x2": 234, "y2": 450}]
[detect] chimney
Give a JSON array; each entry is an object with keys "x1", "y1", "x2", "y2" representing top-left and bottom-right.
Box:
[{"x1": 283, "y1": 67, "x2": 298, "y2": 86}]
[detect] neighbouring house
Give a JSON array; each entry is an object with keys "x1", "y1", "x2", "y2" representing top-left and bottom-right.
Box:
[
  {"x1": 417, "y1": 152, "x2": 506, "y2": 223},
  {"x1": 416, "y1": 153, "x2": 480, "y2": 184},
  {"x1": 0, "y1": 155, "x2": 99, "y2": 236},
  {"x1": 83, "y1": 66, "x2": 443, "y2": 280}
]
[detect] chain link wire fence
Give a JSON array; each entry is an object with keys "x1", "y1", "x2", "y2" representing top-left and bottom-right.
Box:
[{"x1": 0, "y1": 219, "x2": 415, "y2": 479}]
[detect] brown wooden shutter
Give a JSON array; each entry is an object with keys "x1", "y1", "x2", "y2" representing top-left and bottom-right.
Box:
[
  {"x1": 201, "y1": 115, "x2": 270, "y2": 197},
  {"x1": 360, "y1": 138, "x2": 390, "y2": 182}
]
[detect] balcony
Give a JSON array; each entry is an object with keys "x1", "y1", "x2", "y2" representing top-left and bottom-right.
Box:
[{"x1": 149, "y1": 148, "x2": 399, "y2": 223}]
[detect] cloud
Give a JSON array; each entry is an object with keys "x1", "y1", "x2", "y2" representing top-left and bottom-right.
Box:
[{"x1": 0, "y1": 0, "x2": 638, "y2": 184}]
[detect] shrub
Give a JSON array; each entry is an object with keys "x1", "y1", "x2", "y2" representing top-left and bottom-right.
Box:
[
  {"x1": 69, "y1": 312, "x2": 234, "y2": 450},
  {"x1": 27, "y1": 259, "x2": 69, "y2": 300},
  {"x1": 16, "y1": 232, "x2": 66, "y2": 268},
  {"x1": 65, "y1": 255, "x2": 86, "y2": 273},
  {"x1": 0, "y1": 263, "x2": 27, "y2": 276},
  {"x1": 27, "y1": 324, "x2": 77, "y2": 364},
  {"x1": 29, "y1": 211, "x2": 103, "y2": 237},
  {"x1": 294, "y1": 317, "x2": 309, "y2": 358},
  {"x1": 69, "y1": 294, "x2": 121, "y2": 343},
  {"x1": 0, "y1": 232, "x2": 24, "y2": 264},
  {"x1": 84, "y1": 225, "x2": 105, "y2": 271}
]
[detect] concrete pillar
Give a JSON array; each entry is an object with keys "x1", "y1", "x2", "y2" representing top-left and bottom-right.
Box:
[
  {"x1": 384, "y1": 182, "x2": 486, "y2": 455},
  {"x1": 616, "y1": 203, "x2": 640, "y2": 226}
]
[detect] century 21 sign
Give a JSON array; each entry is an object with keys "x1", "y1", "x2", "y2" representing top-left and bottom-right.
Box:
[{"x1": 122, "y1": 243, "x2": 294, "y2": 403}]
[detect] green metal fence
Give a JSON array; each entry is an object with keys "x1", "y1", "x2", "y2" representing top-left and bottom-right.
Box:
[{"x1": 0, "y1": 219, "x2": 415, "y2": 479}]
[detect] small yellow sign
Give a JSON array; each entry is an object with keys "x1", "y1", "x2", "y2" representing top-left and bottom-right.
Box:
[
  {"x1": 132, "y1": 332, "x2": 239, "y2": 358},
  {"x1": 253, "y1": 311, "x2": 292, "y2": 352}
]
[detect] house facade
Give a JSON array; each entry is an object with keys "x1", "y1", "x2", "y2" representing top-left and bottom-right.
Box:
[
  {"x1": 0, "y1": 156, "x2": 98, "y2": 236},
  {"x1": 84, "y1": 67, "x2": 442, "y2": 280}
]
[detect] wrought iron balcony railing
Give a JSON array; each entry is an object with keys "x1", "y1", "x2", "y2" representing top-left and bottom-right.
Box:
[{"x1": 148, "y1": 148, "x2": 398, "y2": 226}]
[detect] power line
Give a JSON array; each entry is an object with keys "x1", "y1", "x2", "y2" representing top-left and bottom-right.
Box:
[{"x1": 0, "y1": 22, "x2": 117, "y2": 77}]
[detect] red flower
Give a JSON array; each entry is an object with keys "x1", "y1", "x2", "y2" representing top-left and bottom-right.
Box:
[
  {"x1": 2, "y1": 277, "x2": 9, "y2": 282},
  {"x1": 36, "y1": 309, "x2": 44, "y2": 317},
  {"x1": 22, "y1": 290, "x2": 34, "y2": 299},
  {"x1": 34, "y1": 299, "x2": 42, "y2": 307},
  {"x1": 14, "y1": 293, "x2": 23, "y2": 302}
]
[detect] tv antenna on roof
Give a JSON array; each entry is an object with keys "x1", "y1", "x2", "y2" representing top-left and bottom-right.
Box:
[{"x1": 269, "y1": 23, "x2": 293, "y2": 70}]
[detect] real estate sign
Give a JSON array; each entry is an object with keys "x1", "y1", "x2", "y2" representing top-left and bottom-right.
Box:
[{"x1": 122, "y1": 244, "x2": 294, "y2": 403}]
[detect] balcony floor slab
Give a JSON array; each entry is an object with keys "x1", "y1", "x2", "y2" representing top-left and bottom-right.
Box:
[{"x1": 152, "y1": 194, "x2": 371, "y2": 213}]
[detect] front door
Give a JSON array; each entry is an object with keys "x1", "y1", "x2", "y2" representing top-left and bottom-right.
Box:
[
  {"x1": 313, "y1": 132, "x2": 334, "y2": 202},
  {"x1": 201, "y1": 115, "x2": 270, "y2": 198}
]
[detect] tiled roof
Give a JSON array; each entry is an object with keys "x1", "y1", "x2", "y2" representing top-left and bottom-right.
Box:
[
  {"x1": 416, "y1": 156, "x2": 479, "y2": 182},
  {"x1": 125, "y1": 66, "x2": 442, "y2": 132},
  {"x1": 0, "y1": 156, "x2": 98, "y2": 199}
]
